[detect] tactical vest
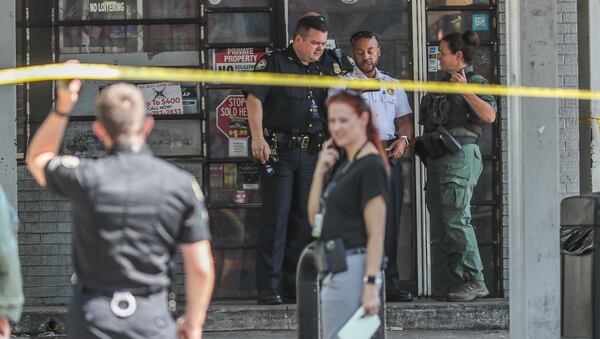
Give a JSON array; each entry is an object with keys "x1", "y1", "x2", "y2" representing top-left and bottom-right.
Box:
[{"x1": 419, "y1": 71, "x2": 486, "y2": 136}]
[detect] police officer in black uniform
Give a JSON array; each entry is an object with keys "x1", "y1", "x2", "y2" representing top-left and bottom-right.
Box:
[
  {"x1": 245, "y1": 16, "x2": 341, "y2": 305},
  {"x1": 27, "y1": 75, "x2": 215, "y2": 338}
]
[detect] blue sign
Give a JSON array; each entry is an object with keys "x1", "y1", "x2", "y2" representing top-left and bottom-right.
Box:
[{"x1": 472, "y1": 14, "x2": 489, "y2": 31}]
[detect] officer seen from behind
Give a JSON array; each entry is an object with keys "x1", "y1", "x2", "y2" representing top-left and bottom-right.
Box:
[
  {"x1": 245, "y1": 16, "x2": 338, "y2": 305},
  {"x1": 415, "y1": 31, "x2": 496, "y2": 302},
  {"x1": 26, "y1": 69, "x2": 215, "y2": 338}
]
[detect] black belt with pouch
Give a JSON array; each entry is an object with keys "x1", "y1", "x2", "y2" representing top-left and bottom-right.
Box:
[
  {"x1": 316, "y1": 238, "x2": 348, "y2": 274},
  {"x1": 414, "y1": 127, "x2": 477, "y2": 163}
]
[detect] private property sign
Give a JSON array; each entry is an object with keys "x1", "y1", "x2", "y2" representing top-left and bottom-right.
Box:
[
  {"x1": 216, "y1": 95, "x2": 249, "y2": 157},
  {"x1": 213, "y1": 48, "x2": 266, "y2": 72}
]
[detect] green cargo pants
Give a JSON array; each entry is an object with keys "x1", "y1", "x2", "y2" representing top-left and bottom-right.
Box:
[{"x1": 426, "y1": 144, "x2": 485, "y2": 285}]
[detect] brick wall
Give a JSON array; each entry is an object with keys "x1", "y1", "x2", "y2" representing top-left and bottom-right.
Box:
[
  {"x1": 18, "y1": 166, "x2": 73, "y2": 305},
  {"x1": 557, "y1": 0, "x2": 580, "y2": 199},
  {"x1": 17, "y1": 165, "x2": 187, "y2": 306},
  {"x1": 497, "y1": 0, "x2": 580, "y2": 297}
]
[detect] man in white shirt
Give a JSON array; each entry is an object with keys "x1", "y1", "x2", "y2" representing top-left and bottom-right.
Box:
[{"x1": 333, "y1": 30, "x2": 414, "y2": 301}]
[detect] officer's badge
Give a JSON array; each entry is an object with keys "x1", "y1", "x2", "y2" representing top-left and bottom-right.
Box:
[
  {"x1": 333, "y1": 62, "x2": 342, "y2": 75},
  {"x1": 191, "y1": 178, "x2": 204, "y2": 201},
  {"x1": 387, "y1": 88, "x2": 395, "y2": 95},
  {"x1": 60, "y1": 156, "x2": 80, "y2": 169},
  {"x1": 255, "y1": 59, "x2": 268, "y2": 71}
]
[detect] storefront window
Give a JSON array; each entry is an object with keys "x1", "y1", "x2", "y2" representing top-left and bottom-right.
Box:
[
  {"x1": 426, "y1": 0, "x2": 491, "y2": 6},
  {"x1": 208, "y1": 163, "x2": 261, "y2": 206},
  {"x1": 58, "y1": 0, "x2": 197, "y2": 20},
  {"x1": 207, "y1": 12, "x2": 271, "y2": 44},
  {"x1": 59, "y1": 24, "x2": 198, "y2": 54},
  {"x1": 206, "y1": 0, "x2": 269, "y2": 8},
  {"x1": 426, "y1": 11, "x2": 493, "y2": 42},
  {"x1": 288, "y1": 0, "x2": 412, "y2": 79},
  {"x1": 61, "y1": 120, "x2": 202, "y2": 157},
  {"x1": 209, "y1": 208, "x2": 261, "y2": 298}
]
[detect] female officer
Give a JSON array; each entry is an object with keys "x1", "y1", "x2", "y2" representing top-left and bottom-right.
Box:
[
  {"x1": 425, "y1": 30, "x2": 497, "y2": 301},
  {"x1": 307, "y1": 91, "x2": 388, "y2": 339}
]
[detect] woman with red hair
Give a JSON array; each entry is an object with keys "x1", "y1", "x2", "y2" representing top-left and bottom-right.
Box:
[{"x1": 308, "y1": 90, "x2": 389, "y2": 339}]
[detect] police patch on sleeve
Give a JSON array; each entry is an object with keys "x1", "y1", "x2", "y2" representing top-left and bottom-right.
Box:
[
  {"x1": 60, "y1": 156, "x2": 80, "y2": 169},
  {"x1": 255, "y1": 58, "x2": 268, "y2": 71},
  {"x1": 191, "y1": 178, "x2": 204, "y2": 201}
]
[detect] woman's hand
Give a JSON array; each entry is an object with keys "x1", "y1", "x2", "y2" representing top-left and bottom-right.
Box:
[
  {"x1": 450, "y1": 69, "x2": 468, "y2": 84},
  {"x1": 315, "y1": 139, "x2": 340, "y2": 176},
  {"x1": 361, "y1": 283, "x2": 381, "y2": 316}
]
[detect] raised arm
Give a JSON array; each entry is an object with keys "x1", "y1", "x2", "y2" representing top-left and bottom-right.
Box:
[
  {"x1": 307, "y1": 139, "x2": 338, "y2": 226},
  {"x1": 26, "y1": 62, "x2": 82, "y2": 187}
]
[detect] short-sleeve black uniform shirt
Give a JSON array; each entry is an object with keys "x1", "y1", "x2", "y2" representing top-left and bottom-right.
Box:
[
  {"x1": 320, "y1": 154, "x2": 389, "y2": 249},
  {"x1": 244, "y1": 45, "x2": 338, "y2": 134},
  {"x1": 44, "y1": 144, "x2": 211, "y2": 292}
]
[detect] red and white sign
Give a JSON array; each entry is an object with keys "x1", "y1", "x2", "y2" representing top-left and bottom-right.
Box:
[
  {"x1": 216, "y1": 95, "x2": 249, "y2": 157},
  {"x1": 137, "y1": 82, "x2": 184, "y2": 115},
  {"x1": 213, "y1": 48, "x2": 266, "y2": 72},
  {"x1": 233, "y1": 190, "x2": 249, "y2": 204}
]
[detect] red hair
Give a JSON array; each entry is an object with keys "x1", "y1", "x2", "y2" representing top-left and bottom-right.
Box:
[{"x1": 326, "y1": 91, "x2": 389, "y2": 168}]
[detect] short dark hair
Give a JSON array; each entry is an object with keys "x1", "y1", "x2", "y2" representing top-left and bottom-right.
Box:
[
  {"x1": 441, "y1": 30, "x2": 480, "y2": 64},
  {"x1": 95, "y1": 83, "x2": 146, "y2": 140},
  {"x1": 350, "y1": 31, "x2": 379, "y2": 47},
  {"x1": 295, "y1": 15, "x2": 328, "y2": 38}
]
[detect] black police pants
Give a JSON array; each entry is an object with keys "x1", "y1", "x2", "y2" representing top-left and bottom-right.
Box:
[
  {"x1": 256, "y1": 147, "x2": 317, "y2": 292},
  {"x1": 67, "y1": 290, "x2": 175, "y2": 339},
  {"x1": 385, "y1": 160, "x2": 404, "y2": 282}
]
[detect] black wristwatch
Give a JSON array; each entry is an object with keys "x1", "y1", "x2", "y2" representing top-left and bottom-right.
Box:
[{"x1": 363, "y1": 275, "x2": 381, "y2": 285}]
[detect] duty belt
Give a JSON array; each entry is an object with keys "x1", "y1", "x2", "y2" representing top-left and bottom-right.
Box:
[
  {"x1": 272, "y1": 132, "x2": 316, "y2": 149},
  {"x1": 76, "y1": 284, "x2": 166, "y2": 318}
]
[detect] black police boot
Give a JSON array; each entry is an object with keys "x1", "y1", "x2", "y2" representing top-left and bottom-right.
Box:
[
  {"x1": 386, "y1": 274, "x2": 413, "y2": 302},
  {"x1": 257, "y1": 288, "x2": 283, "y2": 305}
]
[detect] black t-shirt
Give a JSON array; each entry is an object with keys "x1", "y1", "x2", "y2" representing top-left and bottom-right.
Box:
[
  {"x1": 243, "y1": 45, "x2": 337, "y2": 133},
  {"x1": 44, "y1": 144, "x2": 211, "y2": 292},
  {"x1": 320, "y1": 154, "x2": 389, "y2": 249}
]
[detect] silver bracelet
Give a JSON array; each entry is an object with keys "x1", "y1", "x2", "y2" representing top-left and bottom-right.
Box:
[{"x1": 399, "y1": 135, "x2": 410, "y2": 147}]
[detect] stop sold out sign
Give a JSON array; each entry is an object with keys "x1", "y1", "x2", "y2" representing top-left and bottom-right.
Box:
[{"x1": 216, "y1": 95, "x2": 249, "y2": 139}]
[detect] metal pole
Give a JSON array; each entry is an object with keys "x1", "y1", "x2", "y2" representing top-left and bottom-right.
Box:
[
  {"x1": 0, "y1": 0, "x2": 17, "y2": 207},
  {"x1": 507, "y1": 0, "x2": 561, "y2": 337}
]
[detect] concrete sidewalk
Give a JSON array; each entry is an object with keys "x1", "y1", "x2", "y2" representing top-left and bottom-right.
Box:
[
  {"x1": 203, "y1": 330, "x2": 509, "y2": 338},
  {"x1": 15, "y1": 330, "x2": 510, "y2": 338}
]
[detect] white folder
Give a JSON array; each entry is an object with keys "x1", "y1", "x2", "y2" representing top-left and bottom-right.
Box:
[{"x1": 337, "y1": 306, "x2": 381, "y2": 339}]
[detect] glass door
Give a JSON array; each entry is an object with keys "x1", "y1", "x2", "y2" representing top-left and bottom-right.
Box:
[
  {"x1": 423, "y1": 0, "x2": 502, "y2": 297},
  {"x1": 287, "y1": 0, "x2": 418, "y2": 295}
]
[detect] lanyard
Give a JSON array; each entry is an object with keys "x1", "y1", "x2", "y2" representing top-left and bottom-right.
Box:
[{"x1": 320, "y1": 140, "x2": 370, "y2": 213}]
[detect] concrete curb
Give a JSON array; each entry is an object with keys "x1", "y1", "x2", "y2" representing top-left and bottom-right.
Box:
[{"x1": 14, "y1": 298, "x2": 508, "y2": 335}]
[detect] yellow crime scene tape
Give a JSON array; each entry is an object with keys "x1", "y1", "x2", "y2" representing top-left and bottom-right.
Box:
[{"x1": 1, "y1": 62, "x2": 600, "y2": 100}]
